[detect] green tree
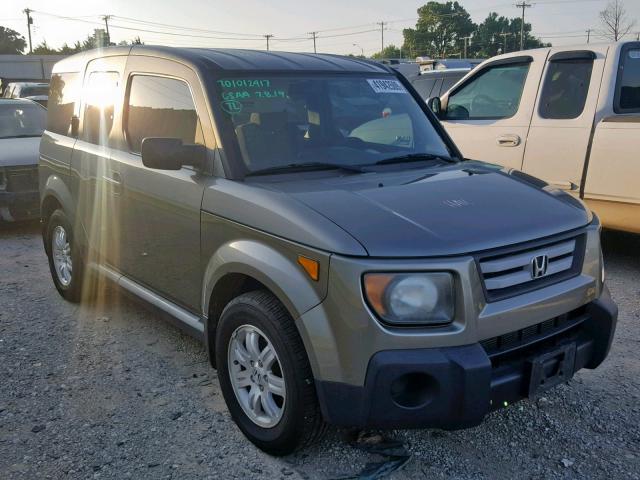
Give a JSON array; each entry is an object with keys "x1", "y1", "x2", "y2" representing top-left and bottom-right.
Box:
[
  {"x1": 371, "y1": 44, "x2": 402, "y2": 59},
  {"x1": 402, "y1": 2, "x2": 475, "y2": 58},
  {"x1": 0, "y1": 26, "x2": 27, "y2": 54},
  {"x1": 118, "y1": 36, "x2": 144, "y2": 46},
  {"x1": 470, "y1": 13, "x2": 549, "y2": 58},
  {"x1": 32, "y1": 40, "x2": 59, "y2": 55}
]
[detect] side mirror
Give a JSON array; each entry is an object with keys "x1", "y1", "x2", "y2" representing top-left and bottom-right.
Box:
[
  {"x1": 141, "y1": 137, "x2": 206, "y2": 171},
  {"x1": 426, "y1": 97, "x2": 442, "y2": 117}
]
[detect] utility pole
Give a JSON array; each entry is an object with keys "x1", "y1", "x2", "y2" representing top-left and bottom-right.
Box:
[
  {"x1": 309, "y1": 31, "x2": 318, "y2": 53},
  {"x1": 377, "y1": 22, "x2": 386, "y2": 53},
  {"x1": 264, "y1": 34, "x2": 273, "y2": 51},
  {"x1": 462, "y1": 36, "x2": 472, "y2": 58},
  {"x1": 499, "y1": 32, "x2": 512, "y2": 53},
  {"x1": 102, "y1": 15, "x2": 112, "y2": 46},
  {"x1": 586, "y1": 28, "x2": 592, "y2": 44},
  {"x1": 23, "y1": 8, "x2": 33, "y2": 53},
  {"x1": 515, "y1": 2, "x2": 532, "y2": 51}
]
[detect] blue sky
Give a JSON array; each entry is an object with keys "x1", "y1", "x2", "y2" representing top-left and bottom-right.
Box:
[{"x1": 3, "y1": 0, "x2": 640, "y2": 56}]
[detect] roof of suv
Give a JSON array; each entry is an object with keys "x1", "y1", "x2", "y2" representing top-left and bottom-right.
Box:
[{"x1": 53, "y1": 45, "x2": 393, "y2": 74}]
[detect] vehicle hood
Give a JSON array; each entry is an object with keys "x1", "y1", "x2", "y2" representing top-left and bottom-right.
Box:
[
  {"x1": 0, "y1": 136, "x2": 40, "y2": 167},
  {"x1": 254, "y1": 162, "x2": 591, "y2": 257}
]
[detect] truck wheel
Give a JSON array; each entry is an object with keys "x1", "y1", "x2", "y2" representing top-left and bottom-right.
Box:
[
  {"x1": 45, "y1": 209, "x2": 84, "y2": 303},
  {"x1": 215, "y1": 290, "x2": 326, "y2": 455}
]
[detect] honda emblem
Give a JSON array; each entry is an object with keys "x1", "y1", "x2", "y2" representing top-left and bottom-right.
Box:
[{"x1": 530, "y1": 255, "x2": 549, "y2": 279}]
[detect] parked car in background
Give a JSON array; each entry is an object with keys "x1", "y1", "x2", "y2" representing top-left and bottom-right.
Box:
[
  {"x1": 410, "y1": 68, "x2": 471, "y2": 101},
  {"x1": 0, "y1": 99, "x2": 46, "y2": 222},
  {"x1": 428, "y1": 41, "x2": 640, "y2": 234},
  {"x1": 3, "y1": 82, "x2": 50, "y2": 107},
  {"x1": 40, "y1": 46, "x2": 616, "y2": 455},
  {"x1": 376, "y1": 58, "x2": 420, "y2": 78},
  {"x1": 417, "y1": 57, "x2": 483, "y2": 73}
]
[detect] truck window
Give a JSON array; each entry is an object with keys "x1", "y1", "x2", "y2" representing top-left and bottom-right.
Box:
[
  {"x1": 125, "y1": 75, "x2": 203, "y2": 154},
  {"x1": 539, "y1": 58, "x2": 593, "y2": 119},
  {"x1": 615, "y1": 47, "x2": 640, "y2": 113},
  {"x1": 82, "y1": 71, "x2": 119, "y2": 145},
  {"x1": 445, "y1": 63, "x2": 529, "y2": 120},
  {"x1": 47, "y1": 73, "x2": 79, "y2": 136}
]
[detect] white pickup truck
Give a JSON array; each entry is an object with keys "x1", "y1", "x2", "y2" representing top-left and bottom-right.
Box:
[{"x1": 429, "y1": 41, "x2": 640, "y2": 234}]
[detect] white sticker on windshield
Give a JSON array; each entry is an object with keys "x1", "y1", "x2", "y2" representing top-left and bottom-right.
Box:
[{"x1": 367, "y1": 78, "x2": 407, "y2": 94}]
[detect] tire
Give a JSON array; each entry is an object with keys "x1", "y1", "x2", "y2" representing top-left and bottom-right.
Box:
[
  {"x1": 215, "y1": 290, "x2": 326, "y2": 455},
  {"x1": 45, "y1": 209, "x2": 84, "y2": 303}
]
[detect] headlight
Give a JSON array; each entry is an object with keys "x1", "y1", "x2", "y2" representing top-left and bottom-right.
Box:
[{"x1": 363, "y1": 272, "x2": 454, "y2": 326}]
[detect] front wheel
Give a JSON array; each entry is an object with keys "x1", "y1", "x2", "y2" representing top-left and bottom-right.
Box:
[{"x1": 215, "y1": 290, "x2": 326, "y2": 455}]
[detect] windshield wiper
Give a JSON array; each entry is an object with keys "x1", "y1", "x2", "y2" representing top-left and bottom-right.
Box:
[
  {"x1": 245, "y1": 161, "x2": 368, "y2": 177},
  {"x1": 373, "y1": 153, "x2": 456, "y2": 166}
]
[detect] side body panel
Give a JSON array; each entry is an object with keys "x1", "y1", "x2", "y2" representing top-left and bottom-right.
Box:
[
  {"x1": 439, "y1": 50, "x2": 548, "y2": 169},
  {"x1": 583, "y1": 42, "x2": 640, "y2": 233},
  {"x1": 521, "y1": 46, "x2": 609, "y2": 191},
  {"x1": 112, "y1": 55, "x2": 217, "y2": 312},
  {"x1": 69, "y1": 56, "x2": 127, "y2": 266}
]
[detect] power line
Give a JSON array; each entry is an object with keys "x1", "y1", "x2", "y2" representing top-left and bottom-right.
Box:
[
  {"x1": 309, "y1": 31, "x2": 318, "y2": 53},
  {"x1": 515, "y1": 2, "x2": 532, "y2": 51},
  {"x1": 23, "y1": 8, "x2": 34, "y2": 53},
  {"x1": 377, "y1": 21, "x2": 386, "y2": 52},
  {"x1": 263, "y1": 34, "x2": 273, "y2": 51},
  {"x1": 102, "y1": 15, "x2": 111, "y2": 44}
]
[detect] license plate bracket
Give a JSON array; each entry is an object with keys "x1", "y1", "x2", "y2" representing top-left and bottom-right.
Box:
[{"x1": 528, "y1": 343, "x2": 576, "y2": 398}]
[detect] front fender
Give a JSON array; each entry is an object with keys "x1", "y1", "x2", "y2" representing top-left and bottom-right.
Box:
[{"x1": 201, "y1": 238, "x2": 329, "y2": 320}]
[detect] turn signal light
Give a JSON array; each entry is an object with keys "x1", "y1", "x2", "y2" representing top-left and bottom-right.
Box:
[{"x1": 298, "y1": 255, "x2": 319, "y2": 281}]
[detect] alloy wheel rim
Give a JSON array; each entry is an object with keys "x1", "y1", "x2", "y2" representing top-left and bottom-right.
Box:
[
  {"x1": 52, "y1": 225, "x2": 73, "y2": 287},
  {"x1": 228, "y1": 324, "x2": 286, "y2": 428}
]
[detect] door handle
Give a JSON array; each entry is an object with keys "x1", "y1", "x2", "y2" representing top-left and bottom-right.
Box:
[
  {"x1": 103, "y1": 172, "x2": 123, "y2": 195},
  {"x1": 549, "y1": 181, "x2": 578, "y2": 191},
  {"x1": 496, "y1": 134, "x2": 521, "y2": 147}
]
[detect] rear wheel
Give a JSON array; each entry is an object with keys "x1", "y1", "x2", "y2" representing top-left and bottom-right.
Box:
[
  {"x1": 45, "y1": 209, "x2": 84, "y2": 302},
  {"x1": 215, "y1": 290, "x2": 326, "y2": 455}
]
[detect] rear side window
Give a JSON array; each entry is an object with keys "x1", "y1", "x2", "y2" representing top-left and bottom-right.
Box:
[
  {"x1": 615, "y1": 46, "x2": 640, "y2": 113},
  {"x1": 539, "y1": 58, "x2": 593, "y2": 119},
  {"x1": 82, "y1": 71, "x2": 119, "y2": 145},
  {"x1": 47, "y1": 73, "x2": 79, "y2": 135},
  {"x1": 445, "y1": 63, "x2": 530, "y2": 120},
  {"x1": 125, "y1": 75, "x2": 202, "y2": 154}
]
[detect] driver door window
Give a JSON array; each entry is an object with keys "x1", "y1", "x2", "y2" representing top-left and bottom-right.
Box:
[{"x1": 445, "y1": 63, "x2": 530, "y2": 120}]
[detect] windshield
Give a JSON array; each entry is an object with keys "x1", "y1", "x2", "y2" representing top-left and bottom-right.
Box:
[
  {"x1": 21, "y1": 85, "x2": 49, "y2": 97},
  {"x1": 213, "y1": 74, "x2": 452, "y2": 174},
  {"x1": 0, "y1": 103, "x2": 46, "y2": 139}
]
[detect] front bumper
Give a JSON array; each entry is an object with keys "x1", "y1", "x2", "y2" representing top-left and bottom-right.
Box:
[
  {"x1": 315, "y1": 288, "x2": 617, "y2": 429},
  {"x1": 0, "y1": 190, "x2": 40, "y2": 220}
]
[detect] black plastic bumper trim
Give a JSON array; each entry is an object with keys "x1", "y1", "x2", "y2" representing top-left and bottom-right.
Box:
[{"x1": 315, "y1": 289, "x2": 617, "y2": 429}]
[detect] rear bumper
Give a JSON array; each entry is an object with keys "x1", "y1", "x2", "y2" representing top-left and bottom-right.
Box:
[{"x1": 315, "y1": 287, "x2": 617, "y2": 429}]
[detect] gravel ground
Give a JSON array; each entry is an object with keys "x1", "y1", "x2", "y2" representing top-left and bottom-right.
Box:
[{"x1": 0, "y1": 222, "x2": 638, "y2": 480}]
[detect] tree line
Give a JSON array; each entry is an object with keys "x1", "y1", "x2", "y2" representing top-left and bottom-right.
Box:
[
  {"x1": 0, "y1": 26, "x2": 142, "y2": 55},
  {"x1": 373, "y1": 1, "x2": 549, "y2": 60}
]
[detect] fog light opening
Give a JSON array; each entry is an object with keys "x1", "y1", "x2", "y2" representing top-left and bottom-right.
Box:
[{"x1": 390, "y1": 372, "x2": 437, "y2": 409}]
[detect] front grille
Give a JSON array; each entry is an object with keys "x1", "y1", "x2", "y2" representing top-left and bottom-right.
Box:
[
  {"x1": 477, "y1": 234, "x2": 585, "y2": 302},
  {"x1": 6, "y1": 166, "x2": 39, "y2": 192},
  {"x1": 480, "y1": 307, "x2": 587, "y2": 361}
]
